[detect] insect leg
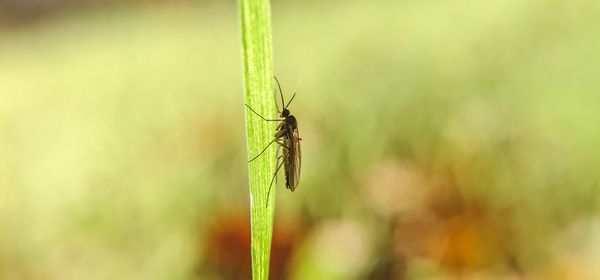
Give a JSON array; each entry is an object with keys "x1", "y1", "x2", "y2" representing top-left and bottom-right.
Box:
[
  {"x1": 248, "y1": 139, "x2": 276, "y2": 163},
  {"x1": 275, "y1": 140, "x2": 289, "y2": 150},
  {"x1": 245, "y1": 104, "x2": 283, "y2": 122},
  {"x1": 265, "y1": 155, "x2": 285, "y2": 208}
]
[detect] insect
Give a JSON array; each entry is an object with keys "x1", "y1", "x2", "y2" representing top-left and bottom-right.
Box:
[{"x1": 246, "y1": 76, "x2": 302, "y2": 207}]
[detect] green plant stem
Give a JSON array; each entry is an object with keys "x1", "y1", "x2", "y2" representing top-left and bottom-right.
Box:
[{"x1": 240, "y1": 0, "x2": 275, "y2": 279}]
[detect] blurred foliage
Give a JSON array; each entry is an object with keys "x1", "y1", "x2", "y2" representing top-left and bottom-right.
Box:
[{"x1": 1, "y1": 0, "x2": 600, "y2": 279}]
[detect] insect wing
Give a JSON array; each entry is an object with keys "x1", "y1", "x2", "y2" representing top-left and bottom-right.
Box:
[
  {"x1": 284, "y1": 125, "x2": 301, "y2": 191},
  {"x1": 293, "y1": 126, "x2": 301, "y2": 187}
]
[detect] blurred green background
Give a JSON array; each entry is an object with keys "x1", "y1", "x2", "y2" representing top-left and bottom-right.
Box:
[{"x1": 1, "y1": 0, "x2": 600, "y2": 279}]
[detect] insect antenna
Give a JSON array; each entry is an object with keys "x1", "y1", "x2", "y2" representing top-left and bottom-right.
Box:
[
  {"x1": 273, "y1": 75, "x2": 286, "y2": 110},
  {"x1": 284, "y1": 78, "x2": 302, "y2": 108},
  {"x1": 273, "y1": 84, "x2": 281, "y2": 113}
]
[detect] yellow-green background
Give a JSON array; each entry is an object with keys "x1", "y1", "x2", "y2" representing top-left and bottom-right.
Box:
[{"x1": 1, "y1": 0, "x2": 599, "y2": 279}]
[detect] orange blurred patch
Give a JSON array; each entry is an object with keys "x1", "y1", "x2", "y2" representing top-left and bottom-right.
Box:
[
  {"x1": 202, "y1": 213, "x2": 305, "y2": 279},
  {"x1": 391, "y1": 174, "x2": 517, "y2": 275}
]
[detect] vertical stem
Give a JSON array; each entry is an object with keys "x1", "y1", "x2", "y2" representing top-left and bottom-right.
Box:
[{"x1": 240, "y1": 0, "x2": 275, "y2": 279}]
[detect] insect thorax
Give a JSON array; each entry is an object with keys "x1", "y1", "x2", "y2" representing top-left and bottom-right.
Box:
[{"x1": 285, "y1": 115, "x2": 297, "y2": 127}]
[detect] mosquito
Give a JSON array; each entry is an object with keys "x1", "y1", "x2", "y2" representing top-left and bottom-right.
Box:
[{"x1": 246, "y1": 76, "x2": 302, "y2": 207}]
